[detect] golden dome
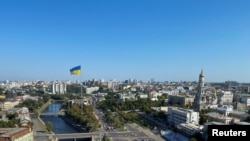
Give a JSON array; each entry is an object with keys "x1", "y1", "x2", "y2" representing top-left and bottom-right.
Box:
[{"x1": 199, "y1": 69, "x2": 205, "y2": 77}]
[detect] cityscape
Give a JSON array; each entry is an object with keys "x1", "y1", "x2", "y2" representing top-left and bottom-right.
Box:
[
  {"x1": 0, "y1": 0, "x2": 250, "y2": 141},
  {"x1": 0, "y1": 69, "x2": 250, "y2": 141}
]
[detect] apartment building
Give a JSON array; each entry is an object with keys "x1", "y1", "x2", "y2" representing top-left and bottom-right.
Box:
[
  {"x1": 86, "y1": 86, "x2": 99, "y2": 94},
  {"x1": 0, "y1": 100, "x2": 20, "y2": 111},
  {"x1": 168, "y1": 94, "x2": 194, "y2": 107},
  {"x1": 217, "y1": 91, "x2": 233, "y2": 105},
  {"x1": 50, "y1": 82, "x2": 67, "y2": 94}
]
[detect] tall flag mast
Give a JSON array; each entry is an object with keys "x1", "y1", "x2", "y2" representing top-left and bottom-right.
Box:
[{"x1": 70, "y1": 65, "x2": 83, "y2": 114}]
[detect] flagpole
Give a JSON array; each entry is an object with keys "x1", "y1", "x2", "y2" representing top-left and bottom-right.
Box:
[
  {"x1": 80, "y1": 66, "x2": 83, "y2": 115},
  {"x1": 70, "y1": 65, "x2": 83, "y2": 115}
]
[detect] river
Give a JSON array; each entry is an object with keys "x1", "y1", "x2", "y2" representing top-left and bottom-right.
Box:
[{"x1": 40, "y1": 103, "x2": 91, "y2": 141}]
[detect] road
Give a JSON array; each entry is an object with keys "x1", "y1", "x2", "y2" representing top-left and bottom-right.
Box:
[
  {"x1": 31, "y1": 113, "x2": 55, "y2": 141},
  {"x1": 91, "y1": 95, "x2": 166, "y2": 141}
]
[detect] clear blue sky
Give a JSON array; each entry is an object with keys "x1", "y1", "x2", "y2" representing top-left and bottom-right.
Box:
[{"x1": 0, "y1": 0, "x2": 249, "y2": 82}]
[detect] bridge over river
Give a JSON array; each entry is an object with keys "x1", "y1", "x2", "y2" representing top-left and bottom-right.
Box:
[
  {"x1": 56, "y1": 133, "x2": 98, "y2": 140},
  {"x1": 39, "y1": 112, "x2": 65, "y2": 117},
  {"x1": 55, "y1": 131, "x2": 151, "y2": 141}
]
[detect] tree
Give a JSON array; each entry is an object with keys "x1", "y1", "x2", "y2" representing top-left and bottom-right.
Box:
[
  {"x1": 189, "y1": 137, "x2": 197, "y2": 141},
  {"x1": 34, "y1": 109, "x2": 39, "y2": 118},
  {"x1": 6, "y1": 113, "x2": 18, "y2": 120},
  {"x1": 102, "y1": 134, "x2": 111, "y2": 141},
  {"x1": 199, "y1": 115, "x2": 211, "y2": 125},
  {"x1": 45, "y1": 122, "x2": 53, "y2": 132},
  {"x1": 245, "y1": 116, "x2": 250, "y2": 122},
  {"x1": 0, "y1": 88, "x2": 4, "y2": 95}
]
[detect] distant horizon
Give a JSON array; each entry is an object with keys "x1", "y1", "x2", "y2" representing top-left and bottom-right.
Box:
[
  {"x1": 0, "y1": 77, "x2": 249, "y2": 84},
  {"x1": 0, "y1": 1, "x2": 249, "y2": 83}
]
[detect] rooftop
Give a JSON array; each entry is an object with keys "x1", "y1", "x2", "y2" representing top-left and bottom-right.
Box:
[
  {"x1": 0, "y1": 128, "x2": 31, "y2": 138},
  {"x1": 235, "y1": 122, "x2": 250, "y2": 125}
]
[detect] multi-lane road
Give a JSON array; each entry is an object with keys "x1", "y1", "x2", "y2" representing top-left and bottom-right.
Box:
[{"x1": 91, "y1": 95, "x2": 165, "y2": 141}]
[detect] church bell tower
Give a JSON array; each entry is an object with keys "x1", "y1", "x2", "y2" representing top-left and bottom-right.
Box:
[{"x1": 193, "y1": 69, "x2": 206, "y2": 111}]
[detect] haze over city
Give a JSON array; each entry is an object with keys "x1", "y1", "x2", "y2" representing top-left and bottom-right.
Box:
[{"x1": 0, "y1": 0, "x2": 249, "y2": 82}]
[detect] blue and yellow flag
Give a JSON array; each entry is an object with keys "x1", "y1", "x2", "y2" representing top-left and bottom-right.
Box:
[{"x1": 70, "y1": 65, "x2": 81, "y2": 75}]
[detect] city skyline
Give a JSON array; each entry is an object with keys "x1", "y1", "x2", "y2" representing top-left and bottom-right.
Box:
[{"x1": 0, "y1": 0, "x2": 250, "y2": 82}]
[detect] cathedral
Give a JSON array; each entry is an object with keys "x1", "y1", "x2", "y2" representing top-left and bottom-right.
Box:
[{"x1": 193, "y1": 70, "x2": 218, "y2": 111}]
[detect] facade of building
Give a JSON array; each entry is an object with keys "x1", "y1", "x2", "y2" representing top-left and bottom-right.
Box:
[
  {"x1": 16, "y1": 107, "x2": 29, "y2": 118},
  {"x1": 68, "y1": 97, "x2": 92, "y2": 106},
  {"x1": 51, "y1": 82, "x2": 67, "y2": 94},
  {"x1": 167, "y1": 107, "x2": 199, "y2": 127},
  {"x1": 217, "y1": 91, "x2": 234, "y2": 105},
  {"x1": 107, "y1": 80, "x2": 119, "y2": 90},
  {"x1": 135, "y1": 92, "x2": 148, "y2": 99},
  {"x1": 0, "y1": 100, "x2": 20, "y2": 111},
  {"x1": 206, "y1": 112, "x2": 240, "y2": 125},
  {"x1": 0, "y1": 128, "x2": 33, "y2": 141},
  {"x1": 216, "y1": 105, "x2": 233, "y2": 116},
  {"x1": 177, "y1": 123, "x2": 204, "y2": 137},
  {"x1": 86, "y1": 86, "x2": 99, "y2": 94},
  {"x1": 119, "y1": 92, "x2": 136, "y2": 101},
  {"x1": 234, "y1": 121, "x2": 250, "y2": 125},
  {"x1": 228, "y1": 111, "x2": 249, "y2": 121},
  {"x1": 149, "y1": 91, "x2": 163, "y2": 99},
  {"x1": 233, "y1": 102, "x2": 248, "y2": 111},
  {"x1": 168, "y1": 95, "x2": 194, "y2": 108},
  {"x1": 240, "y1": 96, "x2": 250, "y2": 106}
]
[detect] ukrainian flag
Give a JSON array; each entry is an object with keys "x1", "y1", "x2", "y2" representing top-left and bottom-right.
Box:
[{"x1": 70, "y1": 65, "x2": 81, "y2": 75}]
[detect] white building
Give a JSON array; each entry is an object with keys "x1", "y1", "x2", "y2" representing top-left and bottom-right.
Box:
[
  {"x1": 51, "y1": 83, "x2": 67, "y2": 94},
  {"x1": 107, "y1": 80, "x2": 119, "y2": 90},
  {"x1": 240, "y1": 96, "x2": 250, "y2": 106},
  {"x1": 0, "y1": 100, "x2": 20, "y2": 111},
  {"x1": 168, "y1": 107, "x2": 199, "y2": 127},
  {"x1": 136, "y1": 92, "x2": 148, "y2": 99},
  {"x1": 206, "y1": 112, "x2": 240, "y2": 125},
  {"x1": 216, "y1": 105, "x2": 233, "y2": 116},
  {"x1": 86, "y1": 86, "x2": 99, "y2": 94},
  {"x1": 16, "y1": 107, "x2": 30, "y2": 118},
  {"x1": 177, "y1": 123, "x2": 204, "y2": 137},
  {"x1": 149, "y1": 91, "x2": 163, "y2": 98},
  {"x1": 218, "y1": 91, "x2": 233, "y2": 105},
  {"x1": 119, "y1": 92, "x2": 136, "y2": 101}
]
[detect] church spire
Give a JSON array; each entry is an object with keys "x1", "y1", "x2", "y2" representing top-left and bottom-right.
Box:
[
  {"x1": 199, "y1": 69, "x2": 205, "y2": 78},
  {"x1": 199, "y1": 69, "x2": 205, "y2": 89}
]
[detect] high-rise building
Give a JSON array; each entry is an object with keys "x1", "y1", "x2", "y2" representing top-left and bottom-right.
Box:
[{"x1": 50, "y1": 82, "x2": 67, "y2": 94}]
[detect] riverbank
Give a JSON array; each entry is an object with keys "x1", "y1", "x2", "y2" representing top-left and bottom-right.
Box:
[
  {"x1": 32, "y1": 99, "x2": 57, "y2": 141},
  {"x1": 40, "y1": 102, "x2": 85, "y2": 134},
  {"x1": 39, "y1": 99, "x2": 52, "y2": 113},
  {"x1": 37, "y1": 99, "x2": 52, "y2": 133},
  {"x1": 60, "y1": 115, "x2": 87, "y2": 133}
]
